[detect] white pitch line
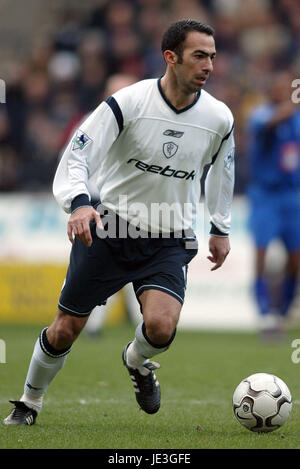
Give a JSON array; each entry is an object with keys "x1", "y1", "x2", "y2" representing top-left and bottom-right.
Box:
[{"x1": 0, "y1": 398, "x2": 299, "y2": 406}]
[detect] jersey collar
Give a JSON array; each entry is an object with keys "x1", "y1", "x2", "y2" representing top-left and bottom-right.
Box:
[{"x1": 157, "y1": 77, "x2": 201, "y2": 114}]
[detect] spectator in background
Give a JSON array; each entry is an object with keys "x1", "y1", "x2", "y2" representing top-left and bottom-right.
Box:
[
  {"x1": 246, "y1": 70, "x2": 300, "y2": 337},
  {"x1": 0, "y1": 108, "x2": 19, "y2": 191},
  {"x1": 77, "y1": 30, "x2": 109, "y2": 112},
  {"x1": 18, "y1": 51, "x2": 81, "y2": 190},
  {"x1": 1, "y1": 0, "x2": 299, "y2": 193}
]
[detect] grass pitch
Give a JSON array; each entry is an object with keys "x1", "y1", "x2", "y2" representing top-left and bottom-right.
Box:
[{"x1": 0, "y1": 322, "x2": 299, "y2": 450}]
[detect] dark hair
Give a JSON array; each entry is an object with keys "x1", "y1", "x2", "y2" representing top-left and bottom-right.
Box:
[{"x1": 161, "y1": 19, "x2": 215, "y2": 63}]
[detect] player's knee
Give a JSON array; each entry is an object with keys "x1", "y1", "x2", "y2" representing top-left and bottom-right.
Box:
[
  {"x1": 55, "y1": 322, "x2": 80, "y2": 345},
  {"x1": 48, "y1": 313, "x2": 85, "y2": 348},
  {"x1": 145, "y1": 313, "x2": 176, "y2": 345}
]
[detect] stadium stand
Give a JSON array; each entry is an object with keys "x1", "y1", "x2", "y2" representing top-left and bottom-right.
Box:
[{"x1": 0, "y1": 0, "x2": 299, "y2": 193}]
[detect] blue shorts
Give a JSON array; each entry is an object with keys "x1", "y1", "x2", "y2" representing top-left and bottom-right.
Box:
[
  {"x1": 248, "y1": 187, "x2": 300, "y2": 251},
  {"x1": 58, "y1": 216, "x2": 198, "y2": 317}
]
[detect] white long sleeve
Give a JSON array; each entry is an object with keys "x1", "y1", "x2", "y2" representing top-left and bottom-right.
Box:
[
  {"x1": 205, "y1": 126, "x2": 235, "y2": 235},
  {"x1": 53, "y1": 100, "x2": 119, "y2": 213}
]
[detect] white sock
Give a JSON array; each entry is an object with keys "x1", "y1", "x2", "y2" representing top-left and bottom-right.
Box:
[
  {"x1": 126, "y1": 322, "x2": 175, "y2": 370},
  {"x1": 20, "y1": 328, "x2": 71, "y2": 413},
  {"x1": 20, "y1": 394, "x2": 43, "y2": 414}
]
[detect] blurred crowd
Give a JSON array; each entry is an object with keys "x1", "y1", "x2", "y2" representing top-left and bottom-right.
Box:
[{"x1": 0, "y1": 0, "x2": 299, "y2": 193}]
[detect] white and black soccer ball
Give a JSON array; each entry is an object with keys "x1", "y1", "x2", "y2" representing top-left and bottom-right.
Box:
[{"x1": 233, "y1": 373, "x2": 292, "y2": 433}]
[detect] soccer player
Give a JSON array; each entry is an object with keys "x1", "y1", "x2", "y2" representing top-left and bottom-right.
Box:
[
  {"x1": 3, "y1": 19, "x2": 235, "y2": 425},
  {"x1": 247, "y1": 71, "x2": 300, "y2": 335}
]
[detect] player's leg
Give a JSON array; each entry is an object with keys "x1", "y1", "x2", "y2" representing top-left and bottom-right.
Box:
[
  {"x1": 254, "y1": 247, "x2": 272, "y2": 316},
  {"x1": 124, "y1": 289, "x2": 180, "y2": 373},
  {"x1": 248, "y1": 189, "x2": 279, "y2": 331},
  {"x1": 126, "y1": 289, "x2": 180, "y2": 366},
  {"x1": 253, "y1": 246, "x2": 284, "y2": 334},
  {"x1": 3, "y1": 225, "x2": 123, "y2": 425},
  {"x1": 22, "y1": 310, "x2": 89, "y2": 406},
  {"x1": 121, "y1": 237, "x2": 196, "y2": 415},
  {"x1": 280, "y1": 251, "x2": 300, "y2": 318},
  {"x1": 122, "y1": 289, "x2": 181, "y2": 414},
  {"x1": 3, "y1": 310, "x2": 89, "y2": 426},
  {"x1": 280, "y1": 198, "x2": 300, "y2": 321}
]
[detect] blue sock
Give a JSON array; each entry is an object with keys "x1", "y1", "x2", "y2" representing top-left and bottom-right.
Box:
[
  {"x1": 254, "y1": 276, "x2": 271, "y2": 316},
  {"x1": 280, "y1": 275, "x2": 298, "y2": 317}
]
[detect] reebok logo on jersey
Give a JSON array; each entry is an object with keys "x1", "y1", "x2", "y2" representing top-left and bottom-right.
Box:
[
  {"x1": 127, "y1": 158, "x2": 195, "y2": 180},
  {"x1": 163, "y1": 129, "x2": 184, "y2": 138},
  {"x1": 72, "y1": 130, "x2": 92, "y2": 151}
]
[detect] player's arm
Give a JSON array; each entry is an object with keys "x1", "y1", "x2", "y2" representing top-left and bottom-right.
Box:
[
  {"x1": 249, "y1": 101, "x2": 299, "y2": 138},
  {"x1": 205, "y1": 123, "x2": 235, "y2": 271},
  {"x1": 53, "y1": 98, "x2": 122, "y2": 246},
  {"x1": 266, "y1": 100, "x2": 299, "y2": 128}
]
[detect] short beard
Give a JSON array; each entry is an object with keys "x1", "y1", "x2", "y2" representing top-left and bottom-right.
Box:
[{"x1": 182, "y1": 81, "x2": 202, "y2": 95}]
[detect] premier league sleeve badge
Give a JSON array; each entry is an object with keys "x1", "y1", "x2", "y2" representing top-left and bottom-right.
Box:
[{"x1": 72, "y1": 130, "x2": 92, "y2": 151}]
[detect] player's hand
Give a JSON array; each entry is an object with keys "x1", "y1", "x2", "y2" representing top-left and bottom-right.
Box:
[
  {"x1": 207, "y1": 235, "x2": 230, "y2": 271},
  {"x1": 67, "y1": 206, "x2": 103, "y2": 247}
]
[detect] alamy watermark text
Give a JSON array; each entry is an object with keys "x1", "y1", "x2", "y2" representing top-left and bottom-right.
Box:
[
  {"x1": 291, "y1": 79, "x2": 300, "y2": 104},
  {"x1": 0, "y1": 339, "x2": 6, "y2": 363},
  {"x1": 0, "y1": 79, "x2": 6, "y2": 103}
]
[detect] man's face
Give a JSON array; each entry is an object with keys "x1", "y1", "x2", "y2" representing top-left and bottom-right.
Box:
[{"x1": 173, "y1": 31, "x2": 216, "y2": 93}]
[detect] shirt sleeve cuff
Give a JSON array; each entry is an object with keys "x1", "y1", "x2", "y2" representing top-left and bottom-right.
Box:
[
  {"x1": 209, "y1": 222, "x2": 228, "y2": 237},
  {"x1": 71, "y1": 194, "x2": 91, "y2": 213}
]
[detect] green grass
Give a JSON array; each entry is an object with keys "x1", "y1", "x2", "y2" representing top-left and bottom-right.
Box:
[{"x1": 0, "y1": 323, "x2": 299, "y2": 449}]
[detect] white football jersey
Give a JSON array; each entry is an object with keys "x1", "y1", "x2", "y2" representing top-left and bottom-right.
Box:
[{"x1": 53, "y1": 78, "x2": 235, "y2": 234}]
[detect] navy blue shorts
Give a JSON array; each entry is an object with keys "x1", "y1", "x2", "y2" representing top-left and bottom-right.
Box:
[{"x1": 58, "y1": 217, "x2": 198, "y2": 317}]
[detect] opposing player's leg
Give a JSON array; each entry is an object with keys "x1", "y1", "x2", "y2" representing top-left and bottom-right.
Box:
[
  {"x1": 280, "y1": 207, "x2": 300, "y2": 320},
  {"x1": 84, "y1": 304, "x2": 109, "y2": 338},
  {"x1": 254, "y1": 247, "x2": 275, "y2": 316},
  {"x1": 123, "y1": 288, "x2": 182, "y2": 414},
  {"x1": 3, "y1": 310, "x2": 89, "y2": 425},
  {"x1": 253, "y1": 247, "x2": 285, "y2": 336},
  {"x1": 280, "y1": 251, "x2": 300, "y2": 319},
  {"x1": 248, "y1": 188, "x2": 280, "y2": 332}
]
